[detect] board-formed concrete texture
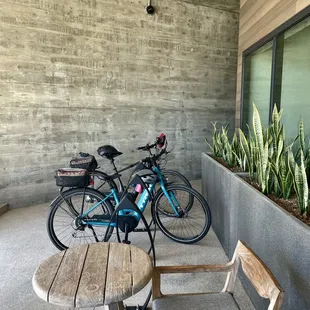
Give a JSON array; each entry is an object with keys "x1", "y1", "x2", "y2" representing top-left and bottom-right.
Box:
[
  {"x1": 202, "y1": 153, "x2": 310, "y2": 310},
  {"x1": 0, "y1": 0, "x2": 239, "y2": 208}
]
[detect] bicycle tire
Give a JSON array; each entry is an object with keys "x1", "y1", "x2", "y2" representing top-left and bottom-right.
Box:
[
  {"x1": 152, "y1": 184, "x2": 211, "y2": 244},
  {"x1": 47, "y1": 188, "x2": 114, "y2": 251},
  {"x1": 161, "y1": 169, "x2": 192, "y2": 188}
]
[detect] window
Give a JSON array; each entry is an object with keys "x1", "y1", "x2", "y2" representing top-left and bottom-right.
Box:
[
  {"x1": 241, "y1": 8, "x2": 310, "y2": 139},
  {"x1": 279, "y1": 18, "x2": 310, "y2": 139},
  {"x1": 242, "y1": 41, "x2": 273, "y2": 129}
]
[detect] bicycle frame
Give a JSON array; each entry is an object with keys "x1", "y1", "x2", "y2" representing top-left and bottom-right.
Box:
[
  {"x1": 94, "y1": 141, "x2": 169, "y2": 193},
  {"x1": 80, "y1": 165, "x2": 180, "y2": 228}
]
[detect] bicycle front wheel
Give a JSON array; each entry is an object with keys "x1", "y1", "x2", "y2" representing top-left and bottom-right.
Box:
[
  {"x1": 153, "y1": 184, "x2": 211, "y2": 244},
  {"x1": 156, "y1": 169, "x2": 194, "y2": 214},
  {"x1": 47, "y1": 188, "x2": 114, "y2": 251},
  {"x1": 161, "y1": 169, "x2": 192, "y2": 188}
]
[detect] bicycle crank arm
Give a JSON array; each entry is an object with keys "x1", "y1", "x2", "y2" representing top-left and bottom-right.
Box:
[{"x1": 133, "y1": 227, "x2": 154, "y2": 232}]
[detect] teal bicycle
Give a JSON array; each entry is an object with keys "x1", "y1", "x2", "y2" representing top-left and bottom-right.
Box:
[{"x1": 47, "y1": 148, "x2": 211, "y2": 251}]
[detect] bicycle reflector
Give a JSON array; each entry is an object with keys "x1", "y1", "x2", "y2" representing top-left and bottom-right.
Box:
[{"x1": 157, "y1": 133, "x2": 166, "y2": 148}]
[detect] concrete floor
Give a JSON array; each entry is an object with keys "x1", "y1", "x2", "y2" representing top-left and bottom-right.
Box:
[{"x1": 0, "y1": 181, "x2": 254, "y2": 310}]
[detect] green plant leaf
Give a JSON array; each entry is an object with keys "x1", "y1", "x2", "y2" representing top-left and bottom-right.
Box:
[
  {"x1": 294, "y1": 153, "x2": 309, "y2": 214},
  {"x1": 299, "y1": 120, "x2": 305, "y2": 155}
]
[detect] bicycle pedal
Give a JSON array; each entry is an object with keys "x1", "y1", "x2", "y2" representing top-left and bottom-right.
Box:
[
  {"x1": 122, "y1": 239, "x2": 131, "y2": 245},
  {"x1": 134, "y1": 228, "x2": 147, "y2": 232}
]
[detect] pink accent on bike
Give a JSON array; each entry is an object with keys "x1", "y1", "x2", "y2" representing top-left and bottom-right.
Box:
[
  {"x1": 157, "y1": 133, "x2": 166, "y2": 148},
  {"x1": 135, "y1": 184, "x2": 143, "y2": 193}
]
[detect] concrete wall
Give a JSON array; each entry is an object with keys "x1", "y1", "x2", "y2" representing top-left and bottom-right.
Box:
[{"x1": 0, "y1": 0, "x2": 239, "y2": 208}]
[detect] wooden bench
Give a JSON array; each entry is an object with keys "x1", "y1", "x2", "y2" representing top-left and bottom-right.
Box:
[{"x1": 152, "y1": 240, "x2": 284, "y2": 310}]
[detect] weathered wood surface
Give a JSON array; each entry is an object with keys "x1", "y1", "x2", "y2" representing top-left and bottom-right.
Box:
[
  {"x1": 152, "y1": 268, "x2": 162, "y2": 300},
  {"x1": 32, "y1": 250, "x2": 66, "y2": 302},
  {"x1": 75, "y1": 243, "x2": 110, "y2": 308},
  {"x1": 49, "y1": 244, "x2": 89, "y2": 307},
  {"x1": 152, "y1": 240, "x2": 284, "y2": 310},
  {"x1": 131, "y1": 245, "x2": 153, "y2": 295},
  {"x1": 235, "y1": 241, "x2": 284, "y2": 310},
  {"x1": 33, "y1": 242, "x2": 153, "y2": 308},
  {"x1": 104, "y1": 242, "x2": 132, "y2": 305},
  {"x1": 154, "y1": 264, "x2": 233, "y2": 274}
]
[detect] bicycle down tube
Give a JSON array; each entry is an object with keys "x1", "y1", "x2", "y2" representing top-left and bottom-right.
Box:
[{"x1": 80, "y1": 174, "x2": 181, "y2": 228}]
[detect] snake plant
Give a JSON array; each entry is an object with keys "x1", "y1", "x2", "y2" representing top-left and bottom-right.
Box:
[
  {"x1": 206, "y1": 123, "x2": 240, "y2": 167},
  {"x1": 296, "y1": 120, "x2": 310, "y2": 178},
  {"x1": 205, "y1": 122, "x2": 222, "y2": 157},
  {"x1": 207, "y1": 103, "x2": 310, "y2": 215},
  {"x1": 238, "y1": 128, "x2": 255, "y2": 179},
  {"x1": 294, "y1": 152, "x2": 309, "y2": 215},
  {"x1": 270, "y1": 151, "x2": 294, "y2": 199},
  {"x1": 253, "y1": 103, "x2": 271, "y2": 194},
  {"x1": 269, "y1": 105, "x2": 287, "y2": 197}
]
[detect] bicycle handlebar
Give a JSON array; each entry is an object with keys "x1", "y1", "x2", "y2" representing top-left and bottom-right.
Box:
[
  {"x1": 136, "y1": 143, "x2": 156, "y2": 151},
  {"x1": 140, "y1": 149, "x2": 169, "y2": 164},
  {"x1": 106, "y1": 148, "x2": 169, "y2": 177},
  {"x1": 136, "y1": 134, "x2": 167, "y2": 152}
]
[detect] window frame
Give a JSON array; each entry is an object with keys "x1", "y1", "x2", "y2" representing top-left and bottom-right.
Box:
[{"x1": 240, "y1": 5, "x2": 310, "y2": 128}]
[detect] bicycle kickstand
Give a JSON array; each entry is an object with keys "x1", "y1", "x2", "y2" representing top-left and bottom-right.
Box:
[{"x1": 122, "y1": 223, "x2": 131, "y2": 245}]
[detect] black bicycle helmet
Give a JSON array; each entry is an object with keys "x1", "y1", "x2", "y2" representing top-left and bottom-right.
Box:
[{"x1": 97, "y1": 145, "x2": 123, "y2": 159}]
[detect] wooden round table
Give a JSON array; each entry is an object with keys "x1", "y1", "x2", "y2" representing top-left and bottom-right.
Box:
[{"x1": 32, "y1": 242, "x2": 153, "y2": 309}]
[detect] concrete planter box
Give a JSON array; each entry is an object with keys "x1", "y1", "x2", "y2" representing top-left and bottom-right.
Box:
[{"x1": 202, "y1": 153, "x2": 310, "y2": 310}]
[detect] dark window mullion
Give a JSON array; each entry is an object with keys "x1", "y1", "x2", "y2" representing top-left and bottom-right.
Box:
[
  {"x1": 269, "y1": 34, "x2": 284, "y2": 122},
  {"x1": 274, "y1": 34, "x2": 284, "y2": 111},
  {"x1": 269, "y1": 36, "x2": 278, "y2": 123},
  {"x1": 240, "y1": 55, "x2": 246, "y2": 129}
]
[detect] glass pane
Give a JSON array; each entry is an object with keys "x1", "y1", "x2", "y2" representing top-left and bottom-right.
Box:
[
  {"x1": 242, "y1": 41, "x2": 273, "y2": 130},
  {"x1": 279, "y1": 17, "x2": 310, "y2": 140}
]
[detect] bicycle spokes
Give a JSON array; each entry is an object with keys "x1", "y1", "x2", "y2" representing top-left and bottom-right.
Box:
[{"x1": 154, "y1": 184, "x2": 211, "y2": 243}]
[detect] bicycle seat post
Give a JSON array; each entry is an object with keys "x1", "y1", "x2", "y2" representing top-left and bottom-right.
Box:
[
  {"x1": 109, "y1": 158, "x2": 124, "y2": 192},
  {"x1": 110, "y1": 158, "x2": 118, "y2": 174}
]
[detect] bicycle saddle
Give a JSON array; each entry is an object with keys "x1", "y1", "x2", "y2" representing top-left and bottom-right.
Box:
[{"x1": 97, "y1": 145, "x2": 123, "y2": 159}]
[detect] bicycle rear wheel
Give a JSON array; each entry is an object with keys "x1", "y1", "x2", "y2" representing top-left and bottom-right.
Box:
[
  {"x1": 152, "y1": 184, "x2": 211, "y2": 244},
  {"x1": 89, "y1": 170, "x2": 118, "y2": 193},
  {"x1": 47, "y1": 188, "x2": 114, "y2": 251}
]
